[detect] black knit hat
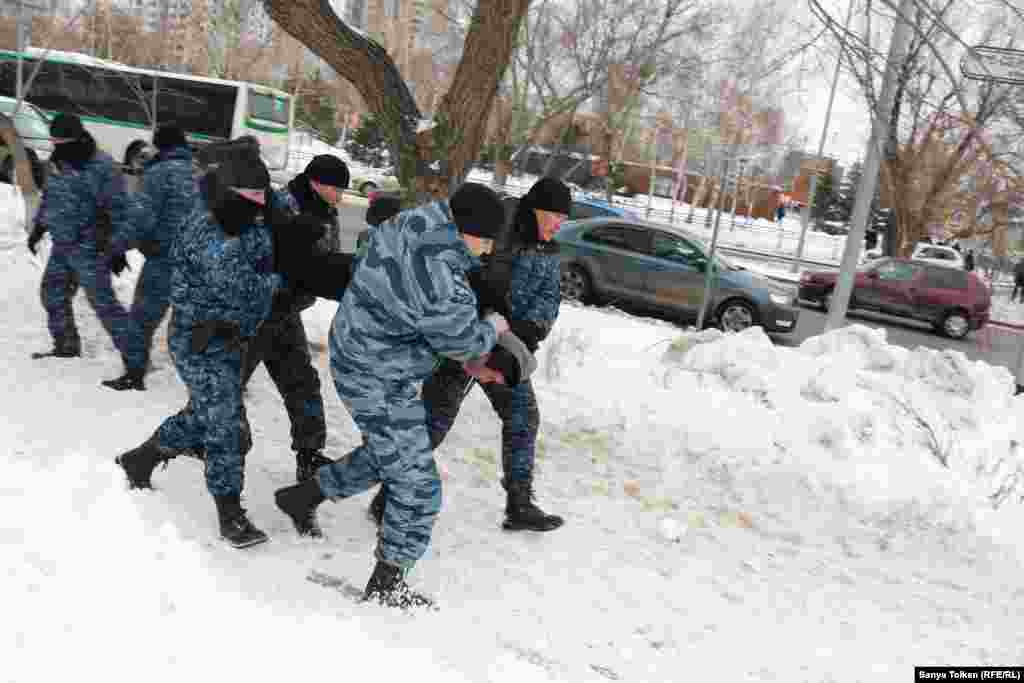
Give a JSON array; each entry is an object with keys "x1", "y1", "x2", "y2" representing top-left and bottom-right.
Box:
[
  {"x1": 50, "y1": 113, "x2": 86, "y2": 143},
  {"x1": 305, "y1": 155, "x2": 350, "y2": 189},
  {"x1": 449, "y1": 182, "x2": 505, "y2": 240},
  {"x1": 366, "y1": 195, "x2": 401, "y2": 227},
  {"x1": 153, "y1": 124, "x2": 187, "y2": 150},
  {"x1": 522, "y1": 176, "x2": 571, "y2": 215}
]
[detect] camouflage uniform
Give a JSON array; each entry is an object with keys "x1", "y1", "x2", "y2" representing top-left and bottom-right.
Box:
[
  {"x1": 154, "y1": 205, "x2": 281, "y2": 496},
  {"x1": 131, "y1": 145, "x2": 198, "y2": 367},
  {"x1": 36, "y1": 150, "x2": 145, "y2": 367},
  {"x1": 425, "y1": 246, "x2": 560, "y2": 485},
  {"x1": 237, "y1": 185, "x2": 338, "y2": 453},
  {"x1": 322, "y1": 200, "x2": 498, "y2": 568}
]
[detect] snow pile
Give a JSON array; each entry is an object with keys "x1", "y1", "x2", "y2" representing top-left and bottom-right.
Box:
[{"x1": 536, "y1": 308, "x2": 1024, "y2": 552}]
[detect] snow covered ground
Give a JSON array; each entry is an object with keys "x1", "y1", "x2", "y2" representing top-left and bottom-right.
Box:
[{"x1": 4, "y1": 192, "x2": 1024, "y2": 680}]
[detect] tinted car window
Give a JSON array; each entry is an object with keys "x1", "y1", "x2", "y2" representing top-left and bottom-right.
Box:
[
  {"x1": 924, "y1": 266, "x2": 969, "y2": 290},
  {"x1": 571, "y1": 201, "x2": 611, "y2": 220},
  {"x1": 583, "y1": 225, "x2": 650, "y2": 254},
  {"x1": 917, "y1": 247, "x2": 956, "y2": 260},
  {"x1": 651, "y1": 231, "x2": 704, "y2": 266},
  {"x1": 874, "y1": 260, "x2": 920, "y2": 282}
]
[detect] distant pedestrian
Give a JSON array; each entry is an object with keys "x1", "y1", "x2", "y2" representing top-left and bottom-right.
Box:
[
  {"x1": 964, "y1": 249, "x2": 975, "y2": 272},
  {"x1": 1013, "y1": 259, "x2": 1024, "y2": 303}
]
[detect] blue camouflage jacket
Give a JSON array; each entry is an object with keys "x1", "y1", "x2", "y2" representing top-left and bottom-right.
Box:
[
  {"x1": 36, "y1": 150, "x2": 139, "y2": 255},
  {"x1": 136, "y1": 146, "x2": 197, "y2": 258},
  {"x1": 506, "y1": 246, "x2": 561, "y2": 347},
  {"x1": 169, "y1": 205, "x2": 282, "y2": 340},
  {"x1": 330, "y1": 200, "x2": 498, "y2": 384}
]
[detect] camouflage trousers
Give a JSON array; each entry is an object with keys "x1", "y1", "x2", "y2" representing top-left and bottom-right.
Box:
[
  {"x1": 41, "y1": 247, "x2": 146, "y2": 370},
  {"x1": 424, "y1": 359, "x2": 540, "y2": 486},
  {"x1": 240, "y1": 311, "x2": 326, "y2": 452},
  {"x1": 130, "y1": 257, "x2": 173, "y2": 369},
  {"x1": 155, "y1": 312, "x2": 252, "y2": 497},
  {"x1": 319, "y1": 372, "x2": 441, "y2": 569}
]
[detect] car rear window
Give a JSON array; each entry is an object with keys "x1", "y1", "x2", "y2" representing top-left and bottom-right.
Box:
[{"x1": 923, "y1": 266, "x2": 969, "y2": 290}]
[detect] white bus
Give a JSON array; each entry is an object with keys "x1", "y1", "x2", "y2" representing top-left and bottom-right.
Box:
[{"x1": 0, "y1": 47, "x2": 294, "y2": 173}]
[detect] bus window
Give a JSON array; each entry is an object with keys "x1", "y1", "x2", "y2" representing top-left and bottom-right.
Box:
[
  {"x1": 155, "y1": 80, "x2": 237, "y2": 140},
  {"x1": 248, "y1": 90, "x2": 289, "y2": 126}
]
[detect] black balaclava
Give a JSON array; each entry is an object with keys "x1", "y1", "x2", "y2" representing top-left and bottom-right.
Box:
[
  {"x1": 365, "y1": 196, "x2": 402, "y2": 227},
  {"x1": 205, "y1": 153, "x2": 270, "y2": 236},
  {"x1": 49, "y1": 113, "x2": 96, "y2": 171},
  {"x1": 286, "y1": 173, "x2": 333, "y2": 220}
]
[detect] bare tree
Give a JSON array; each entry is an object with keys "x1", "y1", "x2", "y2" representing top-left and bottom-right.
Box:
[
  {"x1": 262, "y1": 0, "x2": 530, "y2": 197},
  {"x1": 808, "y1": 0, "x2": 1024, "y2": 256}
]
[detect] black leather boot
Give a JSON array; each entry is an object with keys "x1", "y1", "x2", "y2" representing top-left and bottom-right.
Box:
[
  {"x1": 213, "y1": 494, "x2": 268, "y2": 549},
  {"x1": 115, "y1": 436, "x2": 175, "y2": 489},
  {"x1": 102, "y1": 367, "x2": 146, "y2": 391},
  {"x1": 274, "y1": 477, "x2": 326, "y2": 538},
  {"x1": 503, "y1": 480, "x2": 564, "y2": 532},
  {"x1": 295, "y1": 449, "x2": 332, "y2": 483},
  {"x1": 362, "y1": 560, "x2": 434, "y2": 610}
]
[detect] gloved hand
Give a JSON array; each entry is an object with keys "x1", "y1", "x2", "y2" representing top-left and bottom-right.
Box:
[
  {"x1": 110, "y1": 252, "x2": 130, "y2": 276},
  {"x1": 463, "y1": 355, "x2": 505, "y2": 385},
  {"x1": 484, "y1": 312, "x2": 510, "y2": 336},
  {"x1": 27, "y1": 224, "x2": 46, "y2": 255}
]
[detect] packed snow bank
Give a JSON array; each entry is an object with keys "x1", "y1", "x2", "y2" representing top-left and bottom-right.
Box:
[{"x1": 534, "y1": 307, "x2": 1024, "y2": 555}]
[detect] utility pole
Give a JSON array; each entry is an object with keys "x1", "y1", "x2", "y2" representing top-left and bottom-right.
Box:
[
  {"x1": 792, "y1": 0, "x2": 855, "y2": 273},
  {"x1": 825, "y1": 0, "x2": 915, "y2": 331}
]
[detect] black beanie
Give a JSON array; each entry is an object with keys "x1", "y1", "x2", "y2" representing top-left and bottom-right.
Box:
[
  {"x1": 153, "y1": 124, "x2": 187, "y2": 150},
  {"x1": 305, "y1": 155, "x2": 350, "y2": 189},
  {"x1": 522, "y1": 176, "x2": 571, "y2": 215},
  {"x1": 449, "y1": 182, "x2": 505, "y2": 240},
  {"x1": 50, "y1": 113, "x2": 86, "y2": 142},
  {"x1": 366, "y1": 195, "x2": 401, "y2": 227}
]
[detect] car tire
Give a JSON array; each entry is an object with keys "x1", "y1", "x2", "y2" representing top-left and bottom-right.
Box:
[
  {"x1": 560, "y1": 265, "x2": 593, "y2": 304},
  {"x1": 939, "y1": 309, "x2": 970, "y2": 340},
  {"x1": 716, "y1": 298, "x2": 757, "y2": 333},
  {"x1": 360, "y1": 181, "x2": 377, "y2": 195}
]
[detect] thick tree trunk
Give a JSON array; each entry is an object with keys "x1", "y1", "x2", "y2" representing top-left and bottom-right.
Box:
[{"x1": 263, "y1": 0, "x2": 530, "y2": 199}]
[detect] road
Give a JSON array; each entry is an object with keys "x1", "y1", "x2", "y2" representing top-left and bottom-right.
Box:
[{"x1": 334, "y1": 197, "x2": 1024, "y2": 380}]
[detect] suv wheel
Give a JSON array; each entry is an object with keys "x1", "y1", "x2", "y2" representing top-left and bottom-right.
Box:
[
  {"x1": 717, "y1": 299, "x2": 756, "y2": 333},
  {"x1": 940, "y1": 310, "x2": 970, "y2": 339},
  {"x1": 561, "y1": 265, "x2": 592, "y2": 303}
]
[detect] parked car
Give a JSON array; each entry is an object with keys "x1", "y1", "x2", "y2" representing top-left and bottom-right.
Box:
[
  {"x1": 797, "y1": 257, "x2": 990, "y2": 339},
  {"x1": 910, "y1": 243, "x2": 965, "y2": 269},
  {"x1": 350, "y1": 165, "x2": 402, "y2": 195},
  {"x1": 554, "y1": 217, "x2": 800, "y2": 333},
  {"x1": 568, "y1": 196, "x2": 639, "y2": 221},
  {"x1": 0, "y1": 95, "x2": 52, "y2": 187}
]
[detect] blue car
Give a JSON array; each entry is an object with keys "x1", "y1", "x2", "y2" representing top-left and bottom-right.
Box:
[
  {"x1": 554, "y1": 217, "x2": 800, "y2": 333},
  {"x1": 567, "y1": 197, "x2": 639, "y2": 221}
]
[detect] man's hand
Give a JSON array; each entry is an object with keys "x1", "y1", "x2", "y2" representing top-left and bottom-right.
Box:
[
  {"x1": 464, "y1": 356, "x2": 505, "y2": 385},
  {"x1": 484, "y1": 312, "x2": 509, "y2": 336}
]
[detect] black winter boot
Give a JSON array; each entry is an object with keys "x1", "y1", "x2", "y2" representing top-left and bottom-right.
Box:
[
  {"x1": 115, "y1": 437, "x2": 175, "y2": 489},
  {"x1": 368, "y1": 485, "x2": 387, "y2": 526},
  {"x1": 102, "y1": 367, "x2": 146, "y2": 391},
  {"x1": 274, "y1": 478, "x2": 326, "y2": 538},
  {"x1": 213, "y1": 494, "x2": 268, "y2": 549},
  {"x1": 31, "y1": 339, "x2": 81, "y2": 359},
  {"x1": 295, "y1": 449, "x2": 332, "y2": 483},
  {"x1": 362, "y1": 560, "x2": 435, "y2": 610},
  {"x1": 503, "y1": 480, "x2": 564, "y2": 532}
]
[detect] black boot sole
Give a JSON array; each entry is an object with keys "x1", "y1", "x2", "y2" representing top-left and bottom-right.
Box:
[
  {"x1": 31, "y1": 351, "x2": 80, "y2": 359},
  {"x1": 115, "y1": 455, "x2": 154, "y2": 490},
  {"x1": 502, "y1": 517, "x2": 565, "y2": 532},
  {"x1": 222, "y1": 532, "x2": 269, "y2": 549}
]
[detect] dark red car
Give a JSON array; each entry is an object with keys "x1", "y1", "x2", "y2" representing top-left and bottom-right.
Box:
[{"x1": 798, "y1": 257, "x2": 990, "y2": 339}]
